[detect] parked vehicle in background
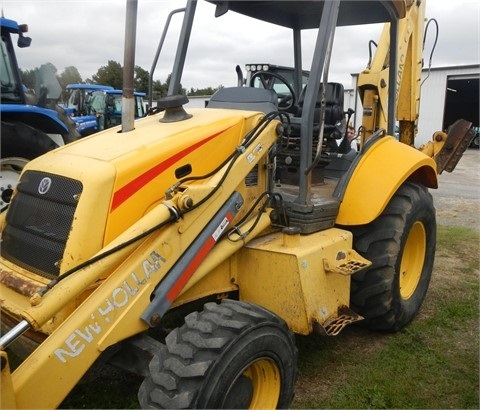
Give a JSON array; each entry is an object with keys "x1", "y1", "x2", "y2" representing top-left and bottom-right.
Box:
[
  {"x1": 63, "y1": 83, "x2": 114, "y2": 116},
  {"x1": 64, "y1": 84, "x2": 146, "y2": 137},
  {"x1": 88, "y1": 89, "x2": 146, "y2": 133},
  {"x1": 469, "y1": 126, "x2": 479, "y2": 148},
  {"x1": 0, "y1": 16, "x2": 79, "y2": 211}
]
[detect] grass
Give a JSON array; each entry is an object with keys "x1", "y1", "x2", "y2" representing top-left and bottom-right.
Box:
[
  {"x1": 292, "y1": 225, "x2": 479, "y2": 409},
  {"x1": 58, "y1": 224, "x2": 479, "y2": 408}
]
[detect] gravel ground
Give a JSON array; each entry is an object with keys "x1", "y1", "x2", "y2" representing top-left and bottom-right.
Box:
[{"x1": 431, "y1": 148, "x2": 480, "y2": 231}]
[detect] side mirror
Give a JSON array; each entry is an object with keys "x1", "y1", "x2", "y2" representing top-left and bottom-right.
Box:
[
  {"x1": 17, "y1": 24, "x2": 32, "y2": 48},
  {"x1": 17, "y1": 34, "x2": 32, "y2": 48}
]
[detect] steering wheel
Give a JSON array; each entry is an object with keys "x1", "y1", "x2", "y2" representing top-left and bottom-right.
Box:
[{"x1": 249, "y1": 71, "x2": 296, "y2": 112}]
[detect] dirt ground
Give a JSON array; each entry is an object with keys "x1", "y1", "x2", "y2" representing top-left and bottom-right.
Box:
[{"x1": 431, "y1": 148, "x2": 479, "y2": 231}]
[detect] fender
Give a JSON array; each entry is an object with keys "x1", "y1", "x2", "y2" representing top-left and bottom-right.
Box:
[
  {"x1": 335, "y1": 135, "x2": 438, "y2": 226},
  {"x1": 1, "y1": 105, "x2": 69, "y2": 135}
]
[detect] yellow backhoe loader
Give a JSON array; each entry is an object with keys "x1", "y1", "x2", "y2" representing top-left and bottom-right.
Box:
[{"x1": 0, "y1": 0, "x2": 473, "y2": 408}]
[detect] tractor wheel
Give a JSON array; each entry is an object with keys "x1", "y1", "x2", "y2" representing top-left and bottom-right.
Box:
[
  {"x1": 349, "y1": 181, "x2": 436, "y2": 331},
  {"x1": 0, "y1": 120, "x2": 66, "y2": 210},
  {"x1": 138, "y1": 299, "x2": 298, "y2": 409},
  {"x1": 472, "y1": 134, "x2": 479, "y2": 148},
  {"x1": 0, "y1": 157, "x2": 29, "y2": 211},
  {"x1": 1, "y1": 120, "x2": 59, "y2": 160}
]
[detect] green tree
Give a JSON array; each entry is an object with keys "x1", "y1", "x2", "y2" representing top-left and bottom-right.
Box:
[
  {"x1": 58, "y1": 66, "x2": 82, "y2": 89},
  {"x1": 20, "y1": 63, "x2": 58, "y2": 90},
  {"x1": 188, "y1": 85, "x2": 222, "y2": 96},
  {"x1": 134, "y1": 65, "x2": 149, "y2": 93},
  {"x1": 151, "y1": 79, "x2": 166, "y2": 101},
  {"x1": 58, "y1": 66, "x2": 83, "y2": 101},
  {"x1": 19, "y1": 68, "x2": 37, "y2": 90},
  {"x1": 164, "y1": 73, "x2": 186, "y2": 96},
  {"x1": 91, "y1": 60, "x2": 123, "y2": 89},
  {"x1": 148, "y1": 74, "x2": 186, "y2": 102},
  {"x1": 20, "y1": 63, "x2": 60, "y2": 100},
  {"x1": 42, "y1": 62, "x2": 58, "y2": 74}
]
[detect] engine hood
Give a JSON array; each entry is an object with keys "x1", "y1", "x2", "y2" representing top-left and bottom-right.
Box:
[{"x1": 25, "y1": 107, "x2": 266, "y2": 243}]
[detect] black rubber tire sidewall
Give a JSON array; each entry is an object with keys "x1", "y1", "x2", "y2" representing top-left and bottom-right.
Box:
[
  {"x1": 393, "y1": 185, "x2": 436, "y2": 328},
  {"x1": 138, "y1": 299, "x2": 298, "y2": 409},
  {"x1": 1, "y1": 120, "x2": 58, "y2": 160},
  {"x1": 349, "y1": 181, "x2": 436, "y2": 331},
  {"x1": 196, "y1": 321, "x2": 297, "y2": 409}
]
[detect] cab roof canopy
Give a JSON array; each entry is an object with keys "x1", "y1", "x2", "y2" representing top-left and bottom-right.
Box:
[
  {"x1": 0, "y1": 17, "x2": 22, "y2": 33},
  {"x1": 207, "y1": 0, "x2": 406, "y2": 29}
]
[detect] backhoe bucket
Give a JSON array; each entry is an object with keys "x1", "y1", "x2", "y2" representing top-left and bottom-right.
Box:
[{"x1": 435, "y1": 119, "x2": 474, "y2": 174}]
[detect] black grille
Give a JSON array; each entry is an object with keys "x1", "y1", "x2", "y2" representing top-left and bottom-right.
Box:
[{"x1": 1, "y1": 171, "x2": 82, "y2": 278}]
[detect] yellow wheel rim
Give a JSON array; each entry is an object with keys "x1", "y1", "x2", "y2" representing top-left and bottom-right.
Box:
[
  {"x1": 400, "y1": 221, "x2": 427, "y2": 300},
  {"x1": 245, "y1": 358, "x2": 281, "y2": 409},
  {"x1": 224, "y1": 357, "x2": 281, "y2": 409}
]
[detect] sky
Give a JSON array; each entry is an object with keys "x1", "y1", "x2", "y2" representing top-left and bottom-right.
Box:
[{"x1": 2, "y1": 0, "x2": 479, "y2": 91}]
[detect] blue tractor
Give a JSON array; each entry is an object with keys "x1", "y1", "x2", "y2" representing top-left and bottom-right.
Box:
[
  {"x1": 63, "y1": 83, "x2": 114, "y2": 116},
  {"x1": 64, "y1": 84, "x2": 146, "y2": 137},
  {"x1": 0, "y1": 16, "x2": 79, "y2": 210}
]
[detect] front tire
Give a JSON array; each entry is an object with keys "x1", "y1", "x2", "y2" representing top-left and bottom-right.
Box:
[
  {"x1": 349, "y1": 181, "x2": 436, "y2": 331},
  {"x1": 138, "y1": 299, "x2": 298, "y2": 409}
]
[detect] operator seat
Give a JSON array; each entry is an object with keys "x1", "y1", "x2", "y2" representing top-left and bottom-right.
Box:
[
  {"x1": 288, "y1": 81, "x2": 346, "y2": 152},
  {"x1": 297, "y1": 82, "x2": 345, "y2": 142},
  {"x1": 207, "y1": 87, "x2": 278, "y2": 114},
  {"x1": 276, "y1": 82, "x2": 348, "y2": 184}
]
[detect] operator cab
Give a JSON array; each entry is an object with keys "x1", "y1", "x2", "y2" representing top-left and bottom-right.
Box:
[
  {"x1": 203, "y1": 1, "x2": 405, "y2": 188},
  {"x1": 159, "y1": 0, "x2": 406, "y2": 232}
]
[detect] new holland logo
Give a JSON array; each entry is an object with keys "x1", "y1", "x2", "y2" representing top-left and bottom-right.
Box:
[{"x1": 38, "y1": 177, "x2": 52, "y2": 195}]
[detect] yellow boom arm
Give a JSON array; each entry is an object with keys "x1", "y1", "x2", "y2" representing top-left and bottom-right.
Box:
[{"x1": 357, "y1": 0, "x2": 425, "y2": 145}]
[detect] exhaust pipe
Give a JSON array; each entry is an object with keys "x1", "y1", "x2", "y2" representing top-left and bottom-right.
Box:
[{"x1": 122, "y1": 0, "x2": 137, "y2": 133}]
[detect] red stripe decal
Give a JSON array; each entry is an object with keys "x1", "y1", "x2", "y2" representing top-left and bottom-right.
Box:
[
  {"x1": 110, "y1": 128, "x2": 231, "y2": 211},
  {"x1": 167, "y1": 211, "x2": 234, "y2": 302}
]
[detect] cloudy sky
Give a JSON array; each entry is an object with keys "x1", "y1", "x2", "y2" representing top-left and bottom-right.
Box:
[{"x1": 2, "y1": 0, "x2": 479, "y2": 91}]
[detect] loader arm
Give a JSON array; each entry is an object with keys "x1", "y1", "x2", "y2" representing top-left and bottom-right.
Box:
[{"x1": 0, "y1": 114, "x2": 281, "y2": 409}]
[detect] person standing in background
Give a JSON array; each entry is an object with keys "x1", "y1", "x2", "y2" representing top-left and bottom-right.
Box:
[{"x1": 346, "y1": 125, "x2": 358, "y2": 151}]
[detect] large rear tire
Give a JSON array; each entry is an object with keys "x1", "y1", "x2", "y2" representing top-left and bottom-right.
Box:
[
  {"x1": 0, "y1": 157, "x2": 29, "y2": 211},
  {"x1": 349, "y1": 182, "x2": 436, "y2": 331},
  {"x1": 138, "y1": 299, "x2": 297, "y2": 409},
  {"x1": 1, "y1": 120, "x2": 63, "y2": 210}
]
